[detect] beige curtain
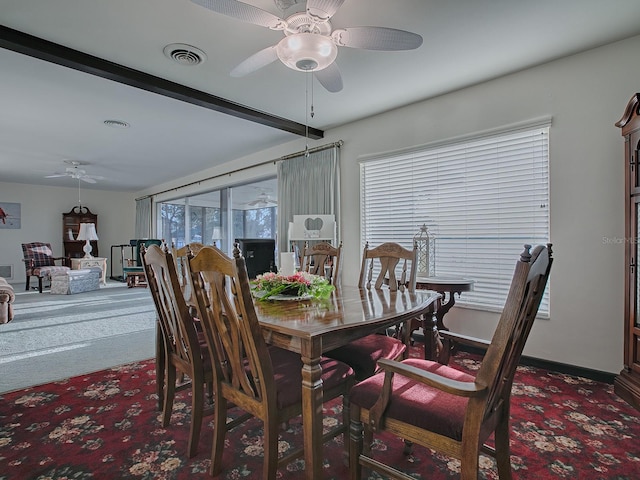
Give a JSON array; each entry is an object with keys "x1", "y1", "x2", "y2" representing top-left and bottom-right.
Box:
[
  {"x1": 135, "y1": 197, "x2": 152, "y2": 239},
  {"x1": 277, "y1": 145, "x2": 340, "y2": 256}
]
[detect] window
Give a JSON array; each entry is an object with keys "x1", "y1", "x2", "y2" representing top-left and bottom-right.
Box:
[
  {"x1": 360, "y1": 122, "x2": 550, "y2": 315},
  {"x1": 157, "y1": 178, "x2": 277, "y2": 254}
]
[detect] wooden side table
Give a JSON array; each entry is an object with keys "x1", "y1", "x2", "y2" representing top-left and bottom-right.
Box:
[
  {"x1": 415, "y1": 276, "x2": 475, "y2": 360},
  {"x1": 70, "y1": 257, "x2": 108, "y2": 286}
]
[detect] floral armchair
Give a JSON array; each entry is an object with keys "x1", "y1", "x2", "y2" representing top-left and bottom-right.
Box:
[{"x1": 21, "y1": 242, "x2": 70, "y2": 293}]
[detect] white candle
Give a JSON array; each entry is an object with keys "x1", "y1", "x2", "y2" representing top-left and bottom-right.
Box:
[{"x1": 280, "y1": 252, "x2": 296, "y2": 276}]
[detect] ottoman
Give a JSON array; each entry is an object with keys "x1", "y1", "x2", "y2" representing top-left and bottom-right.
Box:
[
  {"x1": 0, "y1": 277, "x2": 15, "y2": 324},
  {"x1": 51, "y1": 268, "x2": 102, "y2": 295}
]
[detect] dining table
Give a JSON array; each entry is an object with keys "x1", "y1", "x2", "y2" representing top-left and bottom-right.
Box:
[{"x1": 253, "y1": 284, "x2": 440, "y2": 480}]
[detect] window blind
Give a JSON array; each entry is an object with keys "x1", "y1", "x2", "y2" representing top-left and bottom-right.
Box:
[{"x1": 360, "y1": 123, "x2": 550, "y2": 315}]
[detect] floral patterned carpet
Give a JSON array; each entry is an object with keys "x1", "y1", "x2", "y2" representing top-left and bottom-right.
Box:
[{"x1": 1, "y1": 348, "x2": 640, "y2": 479}]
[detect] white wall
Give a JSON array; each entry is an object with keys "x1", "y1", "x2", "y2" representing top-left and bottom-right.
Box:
[
  {"x1": 329, "y1": 35, "x2": 637, "y2": 374},
  {"x1": 0, "y1": 181, "x2": 136, "y2": 283},
  {"x1": 141, "y1": 35, "x2": 640, "y2": 374}
]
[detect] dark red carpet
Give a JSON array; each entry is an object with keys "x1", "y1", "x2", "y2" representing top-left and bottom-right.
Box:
[{"x1": 1, "y1": 348, "x2": 640, "y2": 479}]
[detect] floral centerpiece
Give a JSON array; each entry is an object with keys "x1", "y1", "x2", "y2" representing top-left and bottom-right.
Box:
[{"x1": 251, "y1": 271, "x2": 334, "y2": 301}]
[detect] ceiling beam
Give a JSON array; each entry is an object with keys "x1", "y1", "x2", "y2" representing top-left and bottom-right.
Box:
[{"x1": 0, "y1": 24, "x2": 324, "y2": 139}]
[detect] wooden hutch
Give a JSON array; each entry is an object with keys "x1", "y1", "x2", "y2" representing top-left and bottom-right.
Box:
[
  {"x1": 615, "y1": 93, "x2": 640, "y2": 411},
  {"x1": 63, "y1": 206, "x2": 98, "y2": 258}
]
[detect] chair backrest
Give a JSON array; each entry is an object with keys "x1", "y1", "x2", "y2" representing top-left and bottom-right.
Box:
[
  {"x1": 358, "y1": 241, "x2": 417, "y2": 292},
  {"x1": 141, "y1": 243, "x2": 205, "y2": 374},
  {"x1": 21, "y1": 242, "x2": 56, "y2": 268},
  {"x1": 188, "y1": 245, "x2": 276, "y2": 408},
  {"x1": 476, "y1": 243, "x2": 553, "y2": 423},
  {"x1": 134, "y1": 239, "x2": 163, "y2": 266},
  {"x1": 300, "y1": 241, "x2": 342, "y2": 286},
  {"x1": 172, "y1": 242, "x2": 205, "y2": 294}
]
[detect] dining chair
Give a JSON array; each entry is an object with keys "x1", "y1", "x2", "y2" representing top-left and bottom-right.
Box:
[
  {"x1": 140, "y1": 243, "x2": 213, "y2": 458},
  {"x1": 188, "y1": 244, "x2": 356, "y2": 478},
  {"x1": 324, "y1": 241, "x2": 418, "y2": 381},
  {"x1": 172, "y1": 242, "x2": 205, "y2": 309},
  {"x1": 300, "y1": 241, "x2": 342, "y2": 285},
  {"x1": 348, "y1": 244, "x2": 553, "y2": 480}
]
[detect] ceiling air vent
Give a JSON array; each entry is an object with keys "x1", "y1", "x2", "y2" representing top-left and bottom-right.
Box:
[{"x1": 163, "y1": 43, "x2": 207, "y2": 66}]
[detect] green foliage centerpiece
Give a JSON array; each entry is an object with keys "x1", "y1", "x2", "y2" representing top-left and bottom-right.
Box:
[{"x1": 251, "y1": 271, "x2": 334, "y2": 301}]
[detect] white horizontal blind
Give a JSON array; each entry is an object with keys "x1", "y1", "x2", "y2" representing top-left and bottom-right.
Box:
[{"x1": 360, "y1": 124, "x2": 550, "y2": 315}]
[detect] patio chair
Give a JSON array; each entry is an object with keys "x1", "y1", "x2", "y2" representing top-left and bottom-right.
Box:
[{"x1": 122, "y1": 239, "x2": 162, "y2": 287}]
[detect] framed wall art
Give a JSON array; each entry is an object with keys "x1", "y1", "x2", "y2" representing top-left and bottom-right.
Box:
[{"x1": 0, "y1": 202, "x2": 21, "y2": 229}]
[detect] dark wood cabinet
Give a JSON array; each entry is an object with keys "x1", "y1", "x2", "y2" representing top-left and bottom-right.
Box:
[
  {"x1": 63, "y1": 206, "x2": 98, "y2": 258},
  {"x1": 615, "y1": 93, "x2": 640, "y2": 411}
]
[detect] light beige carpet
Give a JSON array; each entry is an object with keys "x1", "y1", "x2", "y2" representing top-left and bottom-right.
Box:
[{"x1": 0, "y1": 281, "x2": 156, "y2": 393}]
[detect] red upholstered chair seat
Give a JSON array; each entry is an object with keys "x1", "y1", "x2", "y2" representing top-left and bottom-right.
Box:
[
  {"x1": 325, "y1": 334, "x2": 407, "y2": 381},
  {"x1": 350, "y1": 358, "x2": 474, "y2": 439},
  {"x1": 267, "y1": 347, "x2": 354, "y2": 409}
]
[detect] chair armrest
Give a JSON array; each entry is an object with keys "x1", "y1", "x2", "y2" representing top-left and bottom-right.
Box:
[
  {"x1": 376, "y1": 358, "x2": 486, "y2": 397},
  {"x1": 440, "y1": 331, "x2": 490, "y2": 350},
  {"x1": 368, "y1": 358, "x2": 487, "y2": 430}
]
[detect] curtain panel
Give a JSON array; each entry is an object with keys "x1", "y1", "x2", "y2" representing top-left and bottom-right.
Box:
[
  {"x1": 135, "y1": 196, "x2": 152, "y2": 239},
  {"x1": 277, "y1": 146, "x2": 340, "y2": 256}
]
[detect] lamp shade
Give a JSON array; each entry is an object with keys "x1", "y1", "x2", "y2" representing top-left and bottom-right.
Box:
[
  {"x1": 276, "y1": 33, "x2": 338, "y2": 72},
  {"x1": 77, "y1": 223, "x2": 98, "y2": 258}
]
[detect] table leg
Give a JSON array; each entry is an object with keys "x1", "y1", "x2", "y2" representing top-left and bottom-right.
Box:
[
  {"x1": 300, "y1": 339, "x2": 323, "y2": 480},
  {"x1": 422, "y1": 303, "x2": 442, "y2": 361},
  {"x1": 435, "y1": 290, "x2": 459, "y2": 331},
  {"x1": 155, "y1": 322, "x2": 165, "y2": 411}
]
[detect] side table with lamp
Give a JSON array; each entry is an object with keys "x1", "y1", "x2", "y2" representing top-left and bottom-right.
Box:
[{"x1": 71, "y1": 222, "x2": 107, "y2": 286}]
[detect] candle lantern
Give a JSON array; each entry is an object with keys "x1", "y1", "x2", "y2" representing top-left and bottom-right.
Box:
[{"x1": 413, "y1": 224, "x2": 435, "y2": 276}]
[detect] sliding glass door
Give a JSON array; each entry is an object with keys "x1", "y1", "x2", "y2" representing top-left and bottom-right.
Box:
[{"x1": 158, "y1": 178, "x2": 277, "y2": 256}]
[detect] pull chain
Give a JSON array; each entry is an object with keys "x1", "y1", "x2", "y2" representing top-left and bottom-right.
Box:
[{"x1": 305, "y1": 72, "x2": 311, "y2": 157}]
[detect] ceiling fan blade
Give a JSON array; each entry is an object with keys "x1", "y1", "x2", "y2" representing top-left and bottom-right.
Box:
[
  {"x1": 332, "y1": 27, "x2": 423, "y2": 51},
  {"x1": 314, "y1": 62, "x2": 343, "y2": 92},
  {"x1": 80, "y1": 177, "x2": 97, "y2": 184},
  {"x1": 306, "y1": 0, "x2": 345, "y2": 22},
  {"x1": 191, "y1": 0, "x2": 287, "y2": 30},
  {"x1": 231, "y1": 45, "x2": 279, "y2": 77},
  {"x1": 45, "y1": 173, "x2": 69, "y2": 178}
]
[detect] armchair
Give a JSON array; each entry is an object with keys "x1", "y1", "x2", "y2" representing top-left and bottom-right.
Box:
[
  {"x1": 21, "y1": 242, "x2": 70, "y2": 293},
  {"x1": 122, "y1": 239, "x2": 162, "y2": 287},
  {"x1": 348, "y1": 244, "x2": 553, "y2": 480}
]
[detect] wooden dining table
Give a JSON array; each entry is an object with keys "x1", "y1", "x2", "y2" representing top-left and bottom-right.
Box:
[{"x1": 253, "y1": 284, "x2": 440, "y2": 479}]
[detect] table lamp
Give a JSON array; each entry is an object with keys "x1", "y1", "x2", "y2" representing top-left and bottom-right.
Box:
[{"x1": 77, "y1": 223, "x2": 99, "y2": 258}]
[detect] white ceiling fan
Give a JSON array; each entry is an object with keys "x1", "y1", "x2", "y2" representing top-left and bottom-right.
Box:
[
  {"x1": 191, "y1": 0, "x2": 423, "y2": 92},
  {"x1": 247, "y1": 190, "x2": 278, "y2": 207},
  {"x1": 45, "y1": 160, "x2": 104, "y2": 184}
]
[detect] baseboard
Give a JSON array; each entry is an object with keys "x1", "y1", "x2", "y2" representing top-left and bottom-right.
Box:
[{"x1": 412, "y1": 333, "x2": 616, "y2": 384}]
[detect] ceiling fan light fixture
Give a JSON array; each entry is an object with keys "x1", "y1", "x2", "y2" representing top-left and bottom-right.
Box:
[{"x1": 276, "y1": 33, "x2": 337, "y2": 72}]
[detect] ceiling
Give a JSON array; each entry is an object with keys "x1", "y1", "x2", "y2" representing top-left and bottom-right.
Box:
[{"x1": 2, "y1": 0, "x2": 640, "y2": 194}]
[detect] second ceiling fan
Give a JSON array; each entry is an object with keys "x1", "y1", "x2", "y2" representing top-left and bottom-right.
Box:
[{"x1": 191, "y1": 0, "x2": 423, "y2": 92}]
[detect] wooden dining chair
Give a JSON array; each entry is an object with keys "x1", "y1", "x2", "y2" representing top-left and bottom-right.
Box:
[
  {"x1": 348, "y1": 244, "x2": 553, "y2": 480},
  {"x1": 300, "y1": 241, "x2": 342, "y2": 285},
  {"x1": 325, "y1": 241, "x2": 418, "y2": 381},
  {"x1": 141, "y1": 243, "x2": 213, "y2": 458},
  {"x1": 172, "y1": 242, "x2": 205, "y2": 310},
  {"x1": 188, "y1": 244, "x2": 356, "y2": 478}
]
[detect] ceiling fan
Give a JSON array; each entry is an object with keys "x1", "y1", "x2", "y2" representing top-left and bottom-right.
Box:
[
  {"x1": 247, "y1": 191, "x2": 278, "y2": 207},
  {"x1": 45, "y1": 161, "x2": 104, "y2": 184},
  {"x1": 191, "y1": 0, "x2": 423, "y2": 92}
]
